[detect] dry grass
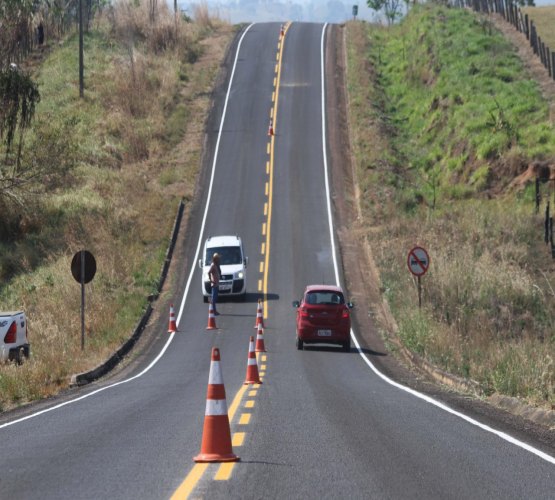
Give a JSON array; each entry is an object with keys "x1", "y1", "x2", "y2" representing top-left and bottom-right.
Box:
[
  {"x1": 345, "y1": 17, "x2": 555, "y2": 409},
  {"x1": 522, "y1": 6, "x2": 555, "y2": 50},
  {"x1": 0, "y1": 1, "x2": 233, "y2": 411}
]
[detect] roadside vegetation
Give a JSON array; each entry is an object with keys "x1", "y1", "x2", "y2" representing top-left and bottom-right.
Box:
[
  {"x1": 346, "y1": 4, "x2": 555, "y2": 408},
  {"x1": 0, "y1": 1, "x2": 232, "y2": 410}
]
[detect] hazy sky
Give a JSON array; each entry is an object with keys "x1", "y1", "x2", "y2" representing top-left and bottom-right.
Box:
[{"x1": 178, "y1": 0, "x2": 555, "y2": 24}]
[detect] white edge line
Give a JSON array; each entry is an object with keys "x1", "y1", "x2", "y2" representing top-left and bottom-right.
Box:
[
  {"x1": 318, "y1": 23, "x2": 555, "y2": 466},
  {"x1": 0, "y1": 24, "x2": 256, "y2": 432}
]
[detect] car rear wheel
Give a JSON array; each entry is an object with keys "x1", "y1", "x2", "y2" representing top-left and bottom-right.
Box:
[{"x1": 296, "y1": 336, "x2": 303, "y2": 350}]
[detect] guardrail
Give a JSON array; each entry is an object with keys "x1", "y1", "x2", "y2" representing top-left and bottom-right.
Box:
[{"x1": 70, "y1": 198, "x2": 186, "y2": 386}]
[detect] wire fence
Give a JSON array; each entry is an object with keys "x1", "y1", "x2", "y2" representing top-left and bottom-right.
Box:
[{"x1": 453, "y1": 0, "x2": 555, "y2": 81}]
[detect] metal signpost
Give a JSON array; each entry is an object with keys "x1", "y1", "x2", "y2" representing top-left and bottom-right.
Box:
[
  {"x1": 71, "y1": 250, "x2": 97, "y2": 350},
  {"x1": 352, "y1": 5, "x2": 358, "y2": 20},
  {"x1": 407, "y1": 246, "x2": 430, "y2": 308}
]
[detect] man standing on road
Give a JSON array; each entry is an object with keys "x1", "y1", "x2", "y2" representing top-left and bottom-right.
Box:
[{"x1": 208, "y1": 253, "x2": 221, "y2": 315}]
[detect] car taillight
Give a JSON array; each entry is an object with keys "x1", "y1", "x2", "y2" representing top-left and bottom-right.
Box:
[
  {"x1": 342, "y1": 308, "x2": 350, "y2": 319},
  {"x1": 4, "y1": 321, "x2": 17, "y2": 343}
]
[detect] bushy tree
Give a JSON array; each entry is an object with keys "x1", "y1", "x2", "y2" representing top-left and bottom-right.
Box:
[{"x1": 367, "y1": 0, "x2": 403, "y2": 24}]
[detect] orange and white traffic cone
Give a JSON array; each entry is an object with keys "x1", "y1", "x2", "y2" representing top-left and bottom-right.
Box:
[
  {"x1": 206, "y1": 301, "x2": 218, "y2": 330},
  {"x1": 254, "y1": 299, "x2": 265, "y2": 329},
  {"x1": 168, "y1": 304, "x2": 178, "y2": 333},
  {"x1": 255, "y1": 323, "x2": 266, "y2": 353},
  {"x1": 194, "y1": 347, "x2": 239, "y2": 463},
  {"x1": 280, "y1": 24, "x2": 285, "y2": 38},
  {"x1": 268, "y1": 119, "x2": 274, "y2": 136},
  {"x1": 244, "y1": 336, "x2": 262, "y2": 385}
]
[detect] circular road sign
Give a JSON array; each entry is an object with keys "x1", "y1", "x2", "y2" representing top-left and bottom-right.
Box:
[
  {"x1": 407, "y1": 246, "x2": 430, "y2": 277},
  {"x1": 71, "y1": 250, "x2": 97, "y2": 284}
]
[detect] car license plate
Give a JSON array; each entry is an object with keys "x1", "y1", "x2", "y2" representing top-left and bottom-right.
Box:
[
  {"x1": 318, "y1": 329, "x2": 332, "y2": 337},
  {"x1": 219, "y1": 283, "x2": 232, "y2": 291}
]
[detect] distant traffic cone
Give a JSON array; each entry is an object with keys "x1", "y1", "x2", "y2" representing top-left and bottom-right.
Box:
[
  {"x1": 254, "y1": 299, "x2": 265, "y2": 329},
  {"x1": 244, "y1": 336, "x2": 262, "y2": 385},
  {"x1": 268, "y1": 119, "x2": 274, "y2": 136},
  {"x1": 194, "y1": 348, "x2": 239, "y2": 463},
  {"x1": 255, "y1": 323, "x2": 266, "y2": 353},
  {"x1": 280, "y1": 24, "x2": 285, "y2": 38},
  {"x1": 168, "y1": 304, "x2": 178, "y2": 333},
  {"x1": 206, "y1": 302, "x2": 218, "y2": 330}
]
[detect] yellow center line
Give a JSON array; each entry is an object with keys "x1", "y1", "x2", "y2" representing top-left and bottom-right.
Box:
[
  {"x1": 245, "y1": 400, "x2": 255, "y2": 408},
  {"x1": 263, "y1": 22, "x2": 287, "y2": 320},
  {"x1": 239, "y1": 413, "x2": 251, "y2": 425},
  {"x1": 171, "y1": 464, "x2": 209, "y2": 499},
  {"x1": 215, "y1": 463, "x2": 235, "y2": 481},
  {"x1": 261, "y1": 242, "x2": 265, "y2": 254},
  {"x1": 248, "y1": 389, "x2": 258, "y2": 397},
  {"x1": 232, "y1": 432, "x2": 246, "y2": 446},
  {"x1": 259, "y1": 262, "x2": 264, "y2": 273}
]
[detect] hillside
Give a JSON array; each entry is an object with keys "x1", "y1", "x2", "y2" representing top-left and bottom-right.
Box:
[
  {"x1": 0, "y1": 3, "x2": 234, "y2": 409},
  {"x1": 346, "y1": 4, "x2": 555, "y2": 410}
]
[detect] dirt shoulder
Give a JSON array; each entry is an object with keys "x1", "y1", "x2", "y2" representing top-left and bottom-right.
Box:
[{"x1": 325, "y1": 23, "x2": 555, "y2": 450}]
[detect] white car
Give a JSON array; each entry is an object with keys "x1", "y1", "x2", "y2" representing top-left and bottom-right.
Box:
[
  {"x1": 199, "y1": 235, "x2": 248, "y2": 302},
  {"x1": 0, "y1": 311, "x2": 30, "y2": 364}
]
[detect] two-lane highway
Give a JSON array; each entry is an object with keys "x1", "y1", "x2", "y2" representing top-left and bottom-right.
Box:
[{"x1": 0, "y1": 21, "x2": 553, "y2": 500}]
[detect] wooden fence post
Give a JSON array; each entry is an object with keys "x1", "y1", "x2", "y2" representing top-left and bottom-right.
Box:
[
  {"x1": 524, "y1": 13, "x2": 529, "y2": 39},
  {"x1": 552, "y1": 52, "x2": 555, "y2": 81}
]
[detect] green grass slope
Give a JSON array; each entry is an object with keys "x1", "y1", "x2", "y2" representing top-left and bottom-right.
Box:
[{"x1": 346, "y1": 4, "x2": 555, "y2": 409}]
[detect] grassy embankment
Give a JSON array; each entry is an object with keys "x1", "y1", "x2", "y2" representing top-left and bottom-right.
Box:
[
  {"x1": 0, "y1": 2, "x2": 233, "y2": 410},
  {"x1": 346, "y1": 4, "x2": 555, "y2": 408}
]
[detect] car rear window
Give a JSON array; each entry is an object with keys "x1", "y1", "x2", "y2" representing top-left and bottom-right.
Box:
[{"x1": 305, "y1": 291, "x2": 344, "y2": 305}]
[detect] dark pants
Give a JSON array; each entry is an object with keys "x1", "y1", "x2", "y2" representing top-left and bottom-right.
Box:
[{"x1": 211, "y1": 285, "x2": 219, "y2": 312}]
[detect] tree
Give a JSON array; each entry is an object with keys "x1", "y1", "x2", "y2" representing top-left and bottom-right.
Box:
[
  {"x1": 367, "y1": 0, "x2": 403, "y2": 25},
  {"x1": 0, "y1": 65, "x2": 40, "y2": 171}
]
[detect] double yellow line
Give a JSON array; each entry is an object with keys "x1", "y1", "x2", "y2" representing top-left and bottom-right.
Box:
[{"x1": 171, "y1": 23, "x2": 289, "y2": 499}]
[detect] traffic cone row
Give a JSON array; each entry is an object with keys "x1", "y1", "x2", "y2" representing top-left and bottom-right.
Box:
[
  {"x1": 268, "y1": 119, "x2": 274, "y2": 136},
  {"x1": 280, "y1": 24, "x2": 285, "y2": 38},
  {"x1": 254, "y1": 299, "x2": 265, "y2": 329},
  {"x1": 192, "y1": 299, "x2": 272, "y2": 463}
]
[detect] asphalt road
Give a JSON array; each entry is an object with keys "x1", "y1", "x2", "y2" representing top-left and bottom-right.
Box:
[{"x1": 0, "y1": 22, "x2": 553, "y2": 500}]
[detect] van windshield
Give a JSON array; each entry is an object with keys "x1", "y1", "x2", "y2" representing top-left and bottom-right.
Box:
[{"x1": 205, "y1": 246, "x2": 242, "y2": 266}]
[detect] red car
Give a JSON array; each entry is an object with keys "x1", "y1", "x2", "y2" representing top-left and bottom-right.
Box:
[{"x1": 293, "y1": 285, "x2": 354, "y2": 352}]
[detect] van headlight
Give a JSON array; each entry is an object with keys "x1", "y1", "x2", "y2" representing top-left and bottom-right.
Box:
[{"x1": 236, "y1": 271, "x2": 244, "y2": 279}]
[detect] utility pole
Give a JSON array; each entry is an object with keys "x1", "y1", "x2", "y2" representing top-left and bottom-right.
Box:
[{"x1": 79, "y1": 0, "x2": 84, "y2": 98}]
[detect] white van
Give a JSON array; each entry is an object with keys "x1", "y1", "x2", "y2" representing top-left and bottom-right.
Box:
[
  {"x1": 199, "y1": 235, "x2": 248, "y2": 302},
  {"x1": 0, "y1": 311, "x2": 30, "y2": 364}
]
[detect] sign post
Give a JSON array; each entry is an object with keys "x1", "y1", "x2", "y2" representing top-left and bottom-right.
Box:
[
  {"x1": 71, "y1": 250, "x2": 97, "y2": 350},
  {"x1": 407, "y1": 246, "x2": 430, "y2": 308},
  {"x1": 352, "y1": 5, "x2": 358, "y2": 20}
]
